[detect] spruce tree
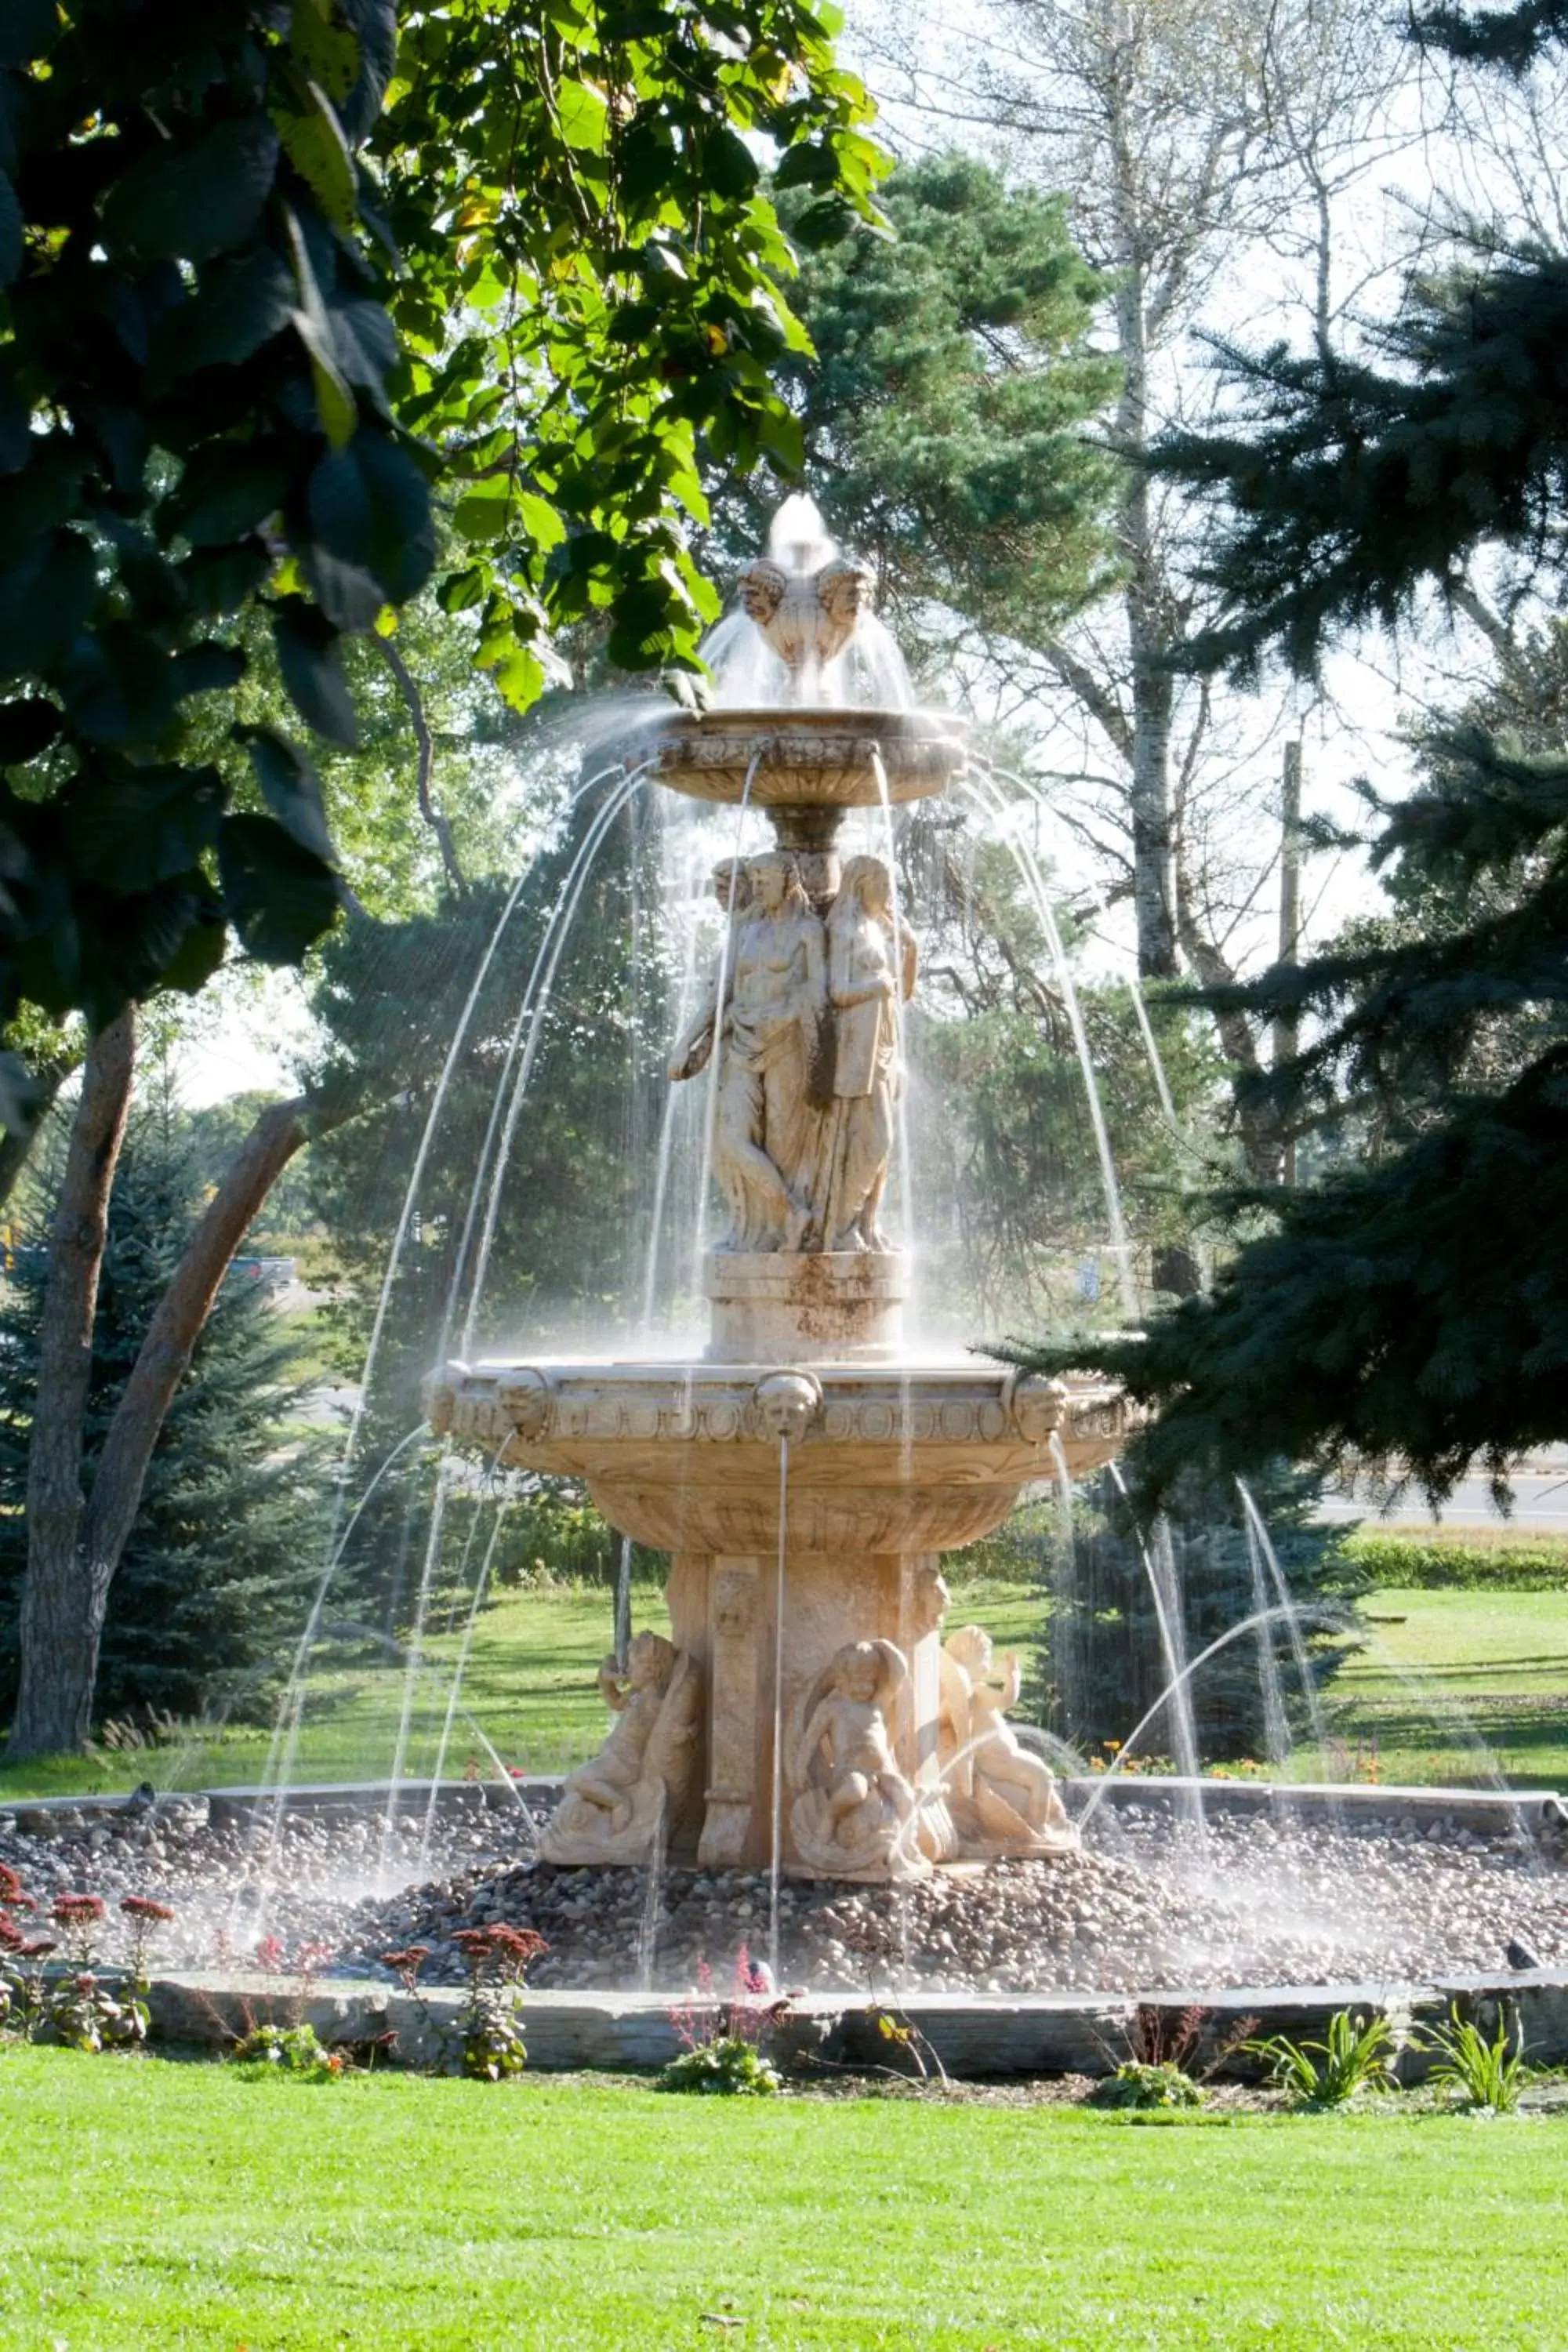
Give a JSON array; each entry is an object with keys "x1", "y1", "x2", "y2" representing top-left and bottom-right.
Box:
[
  {"x1": 0, "y1": 1105, "x2": 325, "y2": 1726},
  {"x1": 1010, "y1": 1, "x2": 1568, "y2": 1498}
]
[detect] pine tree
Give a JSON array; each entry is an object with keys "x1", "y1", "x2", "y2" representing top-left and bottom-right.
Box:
[
  {"x1": 1009, "y1": 2, "x2": 1568, "y2": 1497},
  {"x1": 0, "y1": 1105, "x2": 326, "y2": 1726},
  {"x1": 1029, "y1": 1461, "x2": 1364, "y2": 1766}
]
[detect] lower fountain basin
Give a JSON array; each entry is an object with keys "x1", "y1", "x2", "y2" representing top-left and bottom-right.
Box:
[{"x1": 427, "y1": 1359, "x2": 1130, "y2": 1553}]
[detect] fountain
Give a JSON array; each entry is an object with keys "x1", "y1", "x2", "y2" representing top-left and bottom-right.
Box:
[{"x1": 426, "y1": 503, "x2": 1133, "y2": 1883}]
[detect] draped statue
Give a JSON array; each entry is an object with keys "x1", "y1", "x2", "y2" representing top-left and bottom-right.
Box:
[{"x1": 670, "y1": 849, "x2": 915, "y2": 1257}]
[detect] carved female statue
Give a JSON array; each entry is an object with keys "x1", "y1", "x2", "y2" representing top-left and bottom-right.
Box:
[
  {"x1": 672, "y1": 851, "x2": 826, "y2": 1252},
  {"x1": 540, "y1": 1630, "x2": 700, "y2": 1864},
  {"x1": 821, "y1": 855, "x2": 917, "y2": 1253},
  {"x1": 941, "y1": 1624, "x2": 1075, "y2": 1853},
  {"x1": 790, "y1": 1638, "x2": 927, "y2": 1880}
]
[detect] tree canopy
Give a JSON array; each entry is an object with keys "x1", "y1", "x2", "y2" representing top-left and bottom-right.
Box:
[
  {"x1": 1013, "y1": 0, "x2": 1568, "y2": 1497},
  {"x1": 0, "y1": 0, "x2": 884, "y2": 1091}
]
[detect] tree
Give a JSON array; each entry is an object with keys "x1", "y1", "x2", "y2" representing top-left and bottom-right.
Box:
[
  {"x1": 742, "y1": 154, "x2": 1121, "y2": 656},
  {"x1": 0, "y1": 0, "x2": 885, "y2": 1059},
  {"x1": 1013, "y1": 1, "x2": 1568, "y2": 1498},
  {"x1": 0, "y1": 1100, "x2": 325, "y2": 1725},
  {"x1": 1029, "y1": 1460, "x2": 1362, "y2": 1764},
  {"x1": 1, "y1": 0, "x2": 886, "y2": 1755}
]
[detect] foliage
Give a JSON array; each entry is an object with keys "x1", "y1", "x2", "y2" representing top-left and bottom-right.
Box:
[
  {"x1": 0, "y1": 0, "x2": 885, "y2": 1059},
  {"x1": 657, "y1": 2034, "x2": 782, "y2": 2096},
  {"x1": 231, "y1": 2020, "x2": 344, "y2": 2078},
  {"x1": 1244, "y1": 2011, "x2": 1398, "y2": 2107},
  {"x1": 0, "y1": 1096, "x2": 328, "y2": 1721},
  {"x1": 1415, "y1": 2002, "x2": 1534, "y2": 2112},
  {"x1": 1030, "y1": 1459, "x2": 1363, "y2": 1762},
  {"x1": 736, "y1": 153, "x2": 1120, "y2": 653},
  {"x1": 1091, "y1": 2061, "x2": 1205, "y2": 2110},
  {"x1": 451, "y1": 1922, "x2": 546, "y2": 2082},
  {"x1": 1341, "y1": 1530, "x2": 1568, "y2": 1591}
]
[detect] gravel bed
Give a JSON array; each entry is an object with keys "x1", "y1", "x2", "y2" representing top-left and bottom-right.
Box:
[{"x1": 4, "y1": 1795, "x2": 1563, "y2": 1997}]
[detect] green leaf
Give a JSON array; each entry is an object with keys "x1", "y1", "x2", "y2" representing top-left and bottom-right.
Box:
[
  {"x1": 307, "y1": 431, "x2": 435, "y2": 602},
  {"x1": 234, "y1": 723, "x2": 336, "y2": 863},
  {"x1": 274, "y1": 78, "x2": 358, "y2": 234},
  {"x1": 0, "y1": 531, "x2": 96, "y2": 681},
  {"x1": 453, "y1": 481, "x2": 511, "y2": 542},
  {"x1": 58, "y1": 628, "x2": 180, "y2": 749},
  {"x1": 169, "y1": 446, "x2": 289, "y2": 546},
  {"x1": 555, "y1": 78, "x2": 610, "y2": 153},
  {"x1": 436, "y1": 563, "x2": 488, "y2": 614},
  {"x1": 773, "y1": 142, "x2": 840, "y2": 192},
  {"x1": 272, "y1": 595, "x2": 358, "y2": 745},
  {"x1": 702, "y1": 127, "x2": 760, "y2": 200},
  {"x1": 218, "y1": 811, "x2": 341, "y2": 962},
  {"x1": 151, "y1": 250, "x2": 294, "y2": 379},
  {"x1": 103, "y1": 119, "x2": 281, "y2": 263},
  {"x1": 161, "y1": 918, "x2": 228, "y2": 996},
  {"x1": 284, "y1": 204, "x2": 357, "y2": 448},
  {"x1": 793, "y1": 194, "x2": 859, "y2": 249},
  {"x1": 483, "y1": 643, "x2": 546, "y2": 713},
  {"x1": 0, "y1": 168, "x2": 19, "y2": 285},
  {"x1": 290, "y1": 0, "x2": 360, "y2": 103},
  {"x1": 180, "y1": 541, "x2": 272, "y2": 619},
  {"x1": 514, "y1": 491, "x2": 567, "y2": 553},
  {"x1": 65, "y1": 764, "x2": 227, "y2": 891}
]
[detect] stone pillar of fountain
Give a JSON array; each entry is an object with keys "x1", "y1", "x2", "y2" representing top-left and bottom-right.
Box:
[{"x1": 430, "y1": 508, "x2": 1135, "y2": 1880}]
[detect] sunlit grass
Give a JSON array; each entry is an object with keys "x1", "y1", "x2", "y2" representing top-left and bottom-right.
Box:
[{"x1": 1, "y1": 2050, "x2": 1564, "y2": 2350}]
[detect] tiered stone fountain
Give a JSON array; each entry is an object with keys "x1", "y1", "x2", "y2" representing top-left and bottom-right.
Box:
[{"x1": 428, "y1": 522, "x2": 1132, "y2": 1885}]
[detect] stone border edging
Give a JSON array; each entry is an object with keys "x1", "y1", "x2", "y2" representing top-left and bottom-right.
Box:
[{"x1": 139, "y1": 1965, "x2": 1568, "y2": 2079}]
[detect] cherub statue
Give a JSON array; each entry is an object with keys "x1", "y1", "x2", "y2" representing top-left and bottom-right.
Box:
[
  {"x1": 941, "y1": 1624, "x2": 1076, "y2": 1856},
  {"x1": 790, "y1": 1639, "x2": 927, "y2": 1881},
  {"x1": 539, "y1": 1630, "x2": 701, "y2": 1864}
]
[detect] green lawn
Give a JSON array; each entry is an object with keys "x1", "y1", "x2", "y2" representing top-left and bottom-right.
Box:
[
  {"x1": 5, "y1": 1573, "x2": 1566, "y2": 1804},
  {"x1": 0, "y1": 2051, "x2": 1563, "y2": 2350},
  {"x1": 1313, "y1": 1587, "x2": 1568, "y2": 1789}
]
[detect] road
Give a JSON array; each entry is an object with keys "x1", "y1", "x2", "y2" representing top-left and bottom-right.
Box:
[{"x1": 1319, "y1": 1452, "x2": 1568, "y2": 1531}]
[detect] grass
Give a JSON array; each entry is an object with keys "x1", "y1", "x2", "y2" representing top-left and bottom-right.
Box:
[
  {"x1": 1318, "y1": 1586, "x2": 1568, "y2": 1789},
  {"x1": 6, "y1": 1566, "x2": 1568, "y2": 1804},
  {"x1": 2, "y1": 2051, "x2": 1565, "y2": 2350}
]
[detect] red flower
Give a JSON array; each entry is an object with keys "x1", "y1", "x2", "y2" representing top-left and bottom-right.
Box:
[
  {"x1": 0, "y1": 1918, "x2": 24, "y2": 1951},
  {"x1": 0, "y1": 1864, "x2": 27, "y2": 1905},
  {"x1": 121, "y1": 1896, "x2": 175, "y2": 1923},
  {"x1": 51, "y1": 1894, "x2": 105, "y2": 1926},
  {"x1": 17, "y1": 1940, "x2": 56, "y2": 1959}
]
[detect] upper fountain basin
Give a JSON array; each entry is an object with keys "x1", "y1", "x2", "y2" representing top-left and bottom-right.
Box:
[
  {"x1": 630, "y1": 705, "x2": 970, "y2": 809},
  {"x1": 426, "y1": 1357, "x2": 1131, "y2": 1555}
]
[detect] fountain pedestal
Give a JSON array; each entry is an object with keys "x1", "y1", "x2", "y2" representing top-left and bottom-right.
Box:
[{"x1": 428, "y1": 1350, "x2": 1132, "y2": 1875}]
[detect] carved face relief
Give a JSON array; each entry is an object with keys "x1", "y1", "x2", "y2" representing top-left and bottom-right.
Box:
[
  {"x1": 752, "y1": 1369, "x2": 823, "y2": 1444},
  {"x1": 497, "y1": 1367, "x2": 554, "y2": 1442},
  {"x1": 712, "y1": 1569, "x2": 753, "y2": 1639},
  {"x1": 1004, "y1": 1370, "x2": 1067, "y2": 1446},
  {"x1": 737, "y1": 558, "x2": 788, "y2": 624}
]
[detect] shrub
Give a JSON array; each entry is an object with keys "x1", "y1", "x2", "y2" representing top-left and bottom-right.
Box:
[
  {"x1": 1092, "y1": 2060, "x2": 1205, "y2": 2109},
  {"x1": 231, "y1": 2022, "x2": 343, "y2": 2078},
  {"x1": 1342, "y1": 1530, "x2": 1568, "y2": 1591},
  {"x1": 1245, "y1": 2010, "x2": 1397, "y2": 2107},
  {"x1": 658, "y1": 2036, "x2": 782, "y2": 2097},
  {"x1": 1417, "y1": 2003, "x2": 1534, "y2": 2112}
]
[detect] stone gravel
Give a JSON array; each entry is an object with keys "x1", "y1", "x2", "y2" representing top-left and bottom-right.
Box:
[{"x1": 4, "y1": 1794, "x2": 1563, "y2": 1998}]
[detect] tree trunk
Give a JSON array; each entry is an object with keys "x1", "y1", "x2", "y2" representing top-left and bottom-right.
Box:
[
  {"x1": 9, "y1": 1077, "x2": 352, "y2": 1761},
  {"x1": 10, "y1": 1010, "x2": 136, "y2": 1760}
]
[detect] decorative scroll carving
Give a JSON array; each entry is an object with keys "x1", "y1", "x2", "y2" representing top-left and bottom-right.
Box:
[
  {"x1": 539, "y1": 1632, "x2": 702, "y2": 1865},
  {"x1": 790, "y1": 1639, "x2": 928, "y2": 1881}
]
